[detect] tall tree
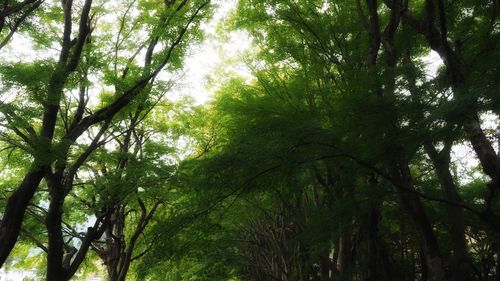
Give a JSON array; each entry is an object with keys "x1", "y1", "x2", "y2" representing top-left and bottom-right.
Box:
[{"x1": 0, "y1": 0, "x2": 211, "y2": 273}]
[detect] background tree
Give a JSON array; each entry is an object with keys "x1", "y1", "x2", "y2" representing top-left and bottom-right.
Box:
[{"x1": 148, "y1": 0, "x2": 499, "y2": 280}]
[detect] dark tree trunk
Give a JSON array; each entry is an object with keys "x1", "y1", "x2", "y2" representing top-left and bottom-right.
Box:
[
  {"x1": 101, "y1": 213, "x2": 123, "y2": 281},
  {"x1": 318, "y1": 251, "x2": 333, "y2": 281},
  {"x1": 425, "y1": 143, "x2": 471, "y2": 281},
  {"x1": 399, "y1": 0, "x2": 500, "y2": 194},
  {"x1": 365, "y1": 204, "x2": 397, "y2": 281},
  {"x1": 337, "y1": 232, "x2": 354, "y2": 281},
  {"x1": 391, "y1": 163, "x2": 446, "y2": 281},
  {"x1": 0, "y1": 168, "x2": 44, "y2": 267},
  {"x1": 419, "y1": 248, "x2": 429, "y2": 281},
  {"x1": 363, "y1": 174, "x2": 398, "y2": 281},
  {"x1": 46, "y1": 173, "x2": 67, "y2": 281}
]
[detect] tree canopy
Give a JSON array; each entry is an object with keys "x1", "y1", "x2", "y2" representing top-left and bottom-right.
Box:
[{"x1": 0, "y1": 0, "x2": 499, "y2": 280}]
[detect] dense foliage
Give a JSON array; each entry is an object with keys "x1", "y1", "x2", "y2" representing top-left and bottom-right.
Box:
[{"x1": 0, "y1": 0, "x2": 499, "y2": 280}]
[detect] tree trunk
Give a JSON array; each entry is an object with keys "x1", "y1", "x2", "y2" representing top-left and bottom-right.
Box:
[
  {"x1": 400, "y1": 2, "x2": 500, "y2": 190},
  {"x1": 337, "y1": 232, "x2": 354, "y2": 281},
  {"x1": 462, "y1": 111, "x2": 500, "y2": 188},
  {"x1": 390, "y1": 162, "x2": 446, "y2": 281},
  {"x1": 425, "y1": 143, "x2": 471, "y2": 281},
  {"x1": 365, "y1": 203, "x2": 397, "y2": 281},
  {"x1": 46, "y1": 174, "x2": 67, "y2": 281},
  {"x1": 0, "y1": 168, "x2": 44, "y2": 267},
  {"x1": 102, "y1": 237, "x2": 120, "y2": 281},
  {"x1": 318, "y1": 251, "x2": 333, "y2": 281}
]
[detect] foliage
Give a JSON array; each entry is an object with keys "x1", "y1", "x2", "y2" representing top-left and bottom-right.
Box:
[{"x1": 0, "y1": 0, "x2": 499, "y2": 281}]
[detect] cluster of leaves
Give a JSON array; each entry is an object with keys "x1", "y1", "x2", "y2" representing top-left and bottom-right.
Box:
[
  {"x1": 146, "y1": 0, "x2": 500, "y2": 280},
  {"x1": 0, "y1": 0, "x2": 499, "y2": 280}
]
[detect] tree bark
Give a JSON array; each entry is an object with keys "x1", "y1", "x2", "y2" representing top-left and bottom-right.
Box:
[
  {"x1": 399, "y1": 0, "x2": 500, "y2": 191},
  {"x1": 390, "y1": 162, "x2": 446, "y2": 281},
  {"x1": 424, "y1": 143, "x2": 471, "y2": 281},
  {"x1": 46, "y1": 174, "x2": 66, "y2": 281},
  {"x1": 337, "y1": 232, "x2": 354, "y2": 281},
  {"x1": 364, "y1": 202, "x2": 397, "y2": 281},
  {"x1": 318, "y1": 251, "x2": 333, "y2": 281},
  {"x1": 0, "y1": 168, "x2": 44, "y2": 266}
]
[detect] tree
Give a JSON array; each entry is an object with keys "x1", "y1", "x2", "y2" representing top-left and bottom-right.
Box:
[
  {"x1": 159, "y1": 0, "x2": 499, "y2": 280},
  {"x1": 0, "y1": 0, "x2": 211, "y2": 276},
  {"x1": 84, "y1": 99, "x2": 178, "y2": 281},
  {"x1": 1, "y1": 0, "x2": 499, "y2": 280}
]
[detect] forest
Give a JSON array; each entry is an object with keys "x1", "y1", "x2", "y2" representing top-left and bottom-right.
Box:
[{"x1": 0, "y1": 0, "x2": 499, "y2": 280}]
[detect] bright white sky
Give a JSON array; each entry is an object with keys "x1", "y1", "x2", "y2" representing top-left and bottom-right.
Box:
[{"x1": 169, "y1": 0, "x2": 253, "y2": 104}]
